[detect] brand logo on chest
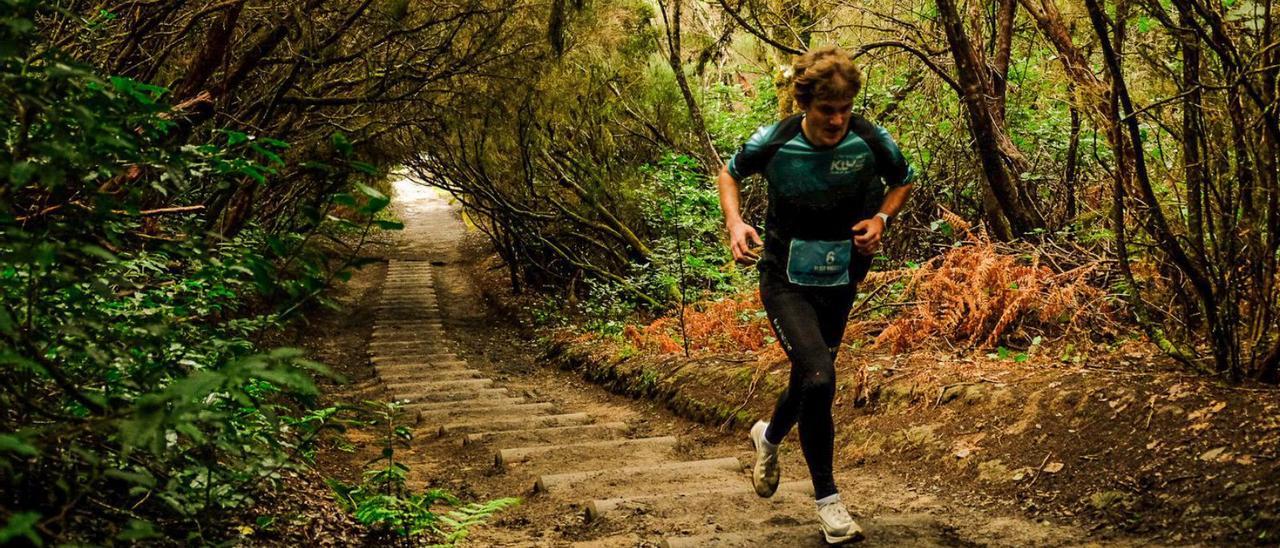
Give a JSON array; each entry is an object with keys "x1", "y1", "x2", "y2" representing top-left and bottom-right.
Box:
[{"x1": 830, "y1": 155, "x2": 865, "y2": 175}]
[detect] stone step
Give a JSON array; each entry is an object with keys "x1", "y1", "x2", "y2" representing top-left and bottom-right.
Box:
[
  {"x1": 394, "y1": 387, "x2": 510, "y2": 403},
  {"x1": 374, "y1": 306, "x2": 441, "y2": 313},
  {"x1": 371, "y1": 325, "x2": 445, "y2": 334},
  {"x1": 369, "y1": 325, "x2": 445, "y2": 332},
  {"x1": 374, "y1": 364, "x2": 470, "y2": 378},
  {"x1": 437, "y1": 412, "x2": 592, "y2": 437},
  {"x1": 372, "y1": 320, "x2": 446, "y2": 328},
  {"x1": 416, "y1": 402, "x2": 555, "y2": 426},
  {"x1": 385, "y1": 377, "x2": 493, "y2": 394},
  {"x1": 372, "y1": 355, "x2": 466, "y2": 367},
  {"x1": 534, "y1": 457, "x2": 743, "y2": 495},
  {"x1": 368, "y1": 338, "x2": 451, "y2": 348},
  {"x1": 369, "y1": 335, "x2": 449, "y2": 345},
  {"x1": 586, "y1": 480, "x2": 813, "y2": 522},
  {"x1": 378, "y1": 299, "x2": 439, "y2": 306},
  {"x1": 370, "y1": 355, "x2": 463, "y2": 366},
  {"x1": 462, "y1": 422, "x2": 630, "y2": 448},
  {"x1": 377, "y1": 368, "x2": 482, "y2": 383},
  {"x1": 368, "y1": 342, "x2": 453, "y2": 353},
  {"x1": 375, "y1": 310, "x2": 442, "y2": 317},
  {"x1": 375, "y1": 304, "x2": 441, "y2": 311},
  {"x1": 496, "y1": 436, "x2": 678, "y2": 471},
  {"x1": 376, "y1": 302, "x2": 440, "y2": 309},
  {"x1": 408, "y1": 396, "x2": 527, "y2": 412},
  {"x1": 370, "y1": 333, "x2": 448, "y2": 343},
  {"x1": 372, "y1": 322, "x2": 445, "y2": 330}
]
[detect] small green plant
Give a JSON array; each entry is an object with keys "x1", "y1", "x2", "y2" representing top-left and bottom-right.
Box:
[{"x1": 328, "y1": 400, "x2": 518, "y2": 543}]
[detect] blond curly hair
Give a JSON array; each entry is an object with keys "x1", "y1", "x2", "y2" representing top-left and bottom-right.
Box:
[{"x1": 791, "y1": 46, "x2": 863, "y2": 108}]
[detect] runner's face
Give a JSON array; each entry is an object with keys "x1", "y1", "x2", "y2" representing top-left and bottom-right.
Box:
[{"x1": 803, "y1": 98, "x2": 854, "y2": 147}]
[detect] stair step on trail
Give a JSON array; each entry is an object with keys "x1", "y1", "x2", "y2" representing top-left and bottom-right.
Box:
[
  {"x1": 371, "y1": 326, "x2": 447, "y2": 336},
  {"x1": 462, "y1": 421, "x2": 630, "y2": 448},
  {"x1": 585, "y1": 480, "x2": 814, "y2": 522},
  {"x1": 369, "y1": 336, "x2": 450, "y2": 346},
  {"x1": 374, "y1": 365, "x2": 474, "y2": 379},
  {"x1": 385, "y1": 377, "x2": 493, "y2": 394},
  {"x1": 408, "y1": 396, "x2": 527, "y2": 412},
  {"x1": 369, "y1": 325, "x2": 447, "y2": 334},
  {"x1": 437, "y1": 412, "x2": 593, "y2": 437},
  {"x1": 372, "y1": 323, "x2": 447, "y2": 331},
  {"x1": 372, "y1": 357, "x2": 466, "y2": 369},
  {"x1": 495, "y1": 436, "x2": 679, "y2": 471},
  {"x1": 370, "y1": 356, "x2": 466, "y2": 367},
  {"x1": 377, "y1": 299, "x2": 439, "y2": 307},
  {"x1": 534, "y1": 457, "x2": 743, "y2": 495},
  {"x1": 376, "y1": 368, "x2": 483, "y2": 383},
  {"x1": 373, "y1": 309, "x2": 442, "y2": 317},
  {"x1": 368, "y1": 342, "x2": 454, "y2": 353},
  {"x1": 368, "y1": 332, "x2": 453, "y2": 343},
  {"x1": 393, "y1": 387, "x2": 510, "y2": 403},
  {"x1": 368, "y1": 338, "x2": 451, "y2": 347},
  {"x1": 375, "y1": 366, "x2": 474, "y2": 380},
  {"x1": 415, "y1": 402, "x2": 555, "y2": 425},
  {"x1": 376, "y1": 304, "x2": 441, "y2": 311}
]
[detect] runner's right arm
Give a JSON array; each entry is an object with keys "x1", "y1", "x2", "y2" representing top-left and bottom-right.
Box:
[{"x1": 717, "y1": 165, "x2": 763, "y2": 264}]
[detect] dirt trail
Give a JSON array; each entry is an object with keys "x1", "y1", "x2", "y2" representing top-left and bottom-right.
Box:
[{"x1": 361, "y1": 180, "x2": 1127, "y2": 547}]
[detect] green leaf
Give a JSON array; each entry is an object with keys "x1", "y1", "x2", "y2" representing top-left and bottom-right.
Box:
[
  {"x1": 375, "y1": 220, "x2": 404, "y2": 231},
  {"x1": 116, "y1": 519, "x2": 160, "y2": 541},
  {"x1": 331, "y1": 132, "x2": 353, "y2": 157},
  {"x1": 351, "y1": 161, "x2": 378, "y2": 175},
  {"x1": 356, "y1": 183, "x2": 391, "y2": 214},
  {"x1": 8, "y1": 161, "x2": 35, "y2": 184},
  {"x1": 104, "y1": 468, "x2": 156, "y2": 488},
  {"x1": 0, "y1": 434, "x2": 37, "y2": 457},
  {"x1": 223, "y1": 130, "x2": 250, "y2": 147},
  {"x1": 81, "y1": 244, "x2": 118, "y2": 262},
  {"x1": 0, "y1": 307, "x2": 16, "y2": 338},
  {"x1": 0, "y1": 512, "x2": 42, "y2": 546},
  {"x1": 250, "y1": 143, "x2": 285, "y2": 166}
]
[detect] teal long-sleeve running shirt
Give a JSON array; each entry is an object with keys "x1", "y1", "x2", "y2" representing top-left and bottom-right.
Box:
[{"x1": 727, "y1": 113, "x2": 915, "y2": 276}]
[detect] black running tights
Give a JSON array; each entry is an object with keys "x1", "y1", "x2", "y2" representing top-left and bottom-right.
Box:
[{"x1": 760, "y1": 271, "x2": 857, "y2": 500}]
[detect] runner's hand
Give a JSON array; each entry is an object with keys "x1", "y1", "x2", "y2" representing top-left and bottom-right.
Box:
[
  {"x1": 852, "y1": 217, "x2": 885, "y2": 256},
  {"x1": 727, "y1": 221, "x2": 763, "y2": 265}
]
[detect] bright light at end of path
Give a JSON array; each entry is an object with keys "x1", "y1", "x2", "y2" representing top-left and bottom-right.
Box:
[{"x1": 392, "y1": 174, "x2": 453, "y2": 211}]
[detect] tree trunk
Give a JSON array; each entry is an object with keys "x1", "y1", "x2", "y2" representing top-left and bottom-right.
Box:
[
  {"x1": 172, "y1": 0, "x2": 246, "y2": 101},
  {"x1": 935, "y1": 0, "x2": 1044, "y2": 238},
  {"x1": 661, "y1": 0, "x2": 723, "y2": 169}
]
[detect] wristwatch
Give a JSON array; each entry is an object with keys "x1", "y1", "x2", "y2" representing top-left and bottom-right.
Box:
[{"x1": 875, "y1": 212, "x2": 892, "y2": 228}]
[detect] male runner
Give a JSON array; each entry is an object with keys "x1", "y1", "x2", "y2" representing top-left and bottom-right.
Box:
[{"x1": 716, "y1": 46, "x2": 915, "y2": 543}]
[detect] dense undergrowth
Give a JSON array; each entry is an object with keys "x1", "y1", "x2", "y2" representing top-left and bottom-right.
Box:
[{"x1": 0, "y1": 4, "x2": 488, "y2": 544}]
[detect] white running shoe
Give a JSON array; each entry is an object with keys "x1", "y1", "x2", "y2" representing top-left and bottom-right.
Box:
[
  {"x1": 817, "y1": 499, "x2": 864, "y2": 544},
  {"x1": 749, "y1": 420, "x2": 780, "y2": 497}
]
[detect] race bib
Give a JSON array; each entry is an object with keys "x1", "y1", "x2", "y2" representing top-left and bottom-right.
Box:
[{"x1": 786, "y1": 239, "x2": 852, "y2": 287}]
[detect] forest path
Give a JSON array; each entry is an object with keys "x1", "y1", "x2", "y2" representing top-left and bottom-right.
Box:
[{"x1": 368, "y1": 179, "x2": 1111, "y2": 547}]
